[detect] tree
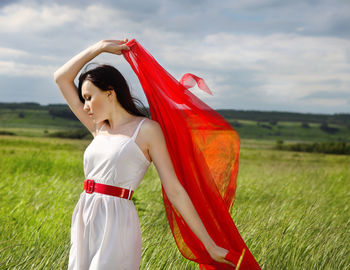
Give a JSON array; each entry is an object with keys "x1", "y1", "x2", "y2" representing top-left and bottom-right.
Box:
[
  {"x1": 320, "y1": 122, "x2": 339, "y2": 134},
  {"x1": 301, "y1": 121, "x2": 309, "y2": 128}
]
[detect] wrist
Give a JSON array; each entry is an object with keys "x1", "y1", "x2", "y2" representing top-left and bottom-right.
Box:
[
  {"x1": 92, "y1": 40, "x2": 104, "y2": 55},
  {"x1": 204, "y1": 239, "x2": 217, "y2": 253}
]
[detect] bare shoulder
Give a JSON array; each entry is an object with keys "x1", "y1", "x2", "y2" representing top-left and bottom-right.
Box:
[
  {"x1": 142, "y1": 117, "x2": 161, "y2": 130},
  {"x1": 141, "y1": 118, "x2": 164, "y2": 144}
]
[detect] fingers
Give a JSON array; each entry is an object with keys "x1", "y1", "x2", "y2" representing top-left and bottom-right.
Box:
[
  {"x1": 223, "y1": 259, "x2": 235, "y2": 267},
  {"x1": 103, "y1": 39, "x2": 128, "y2": 45},
  {"x1": 218, "y1": 256, "x2": 235, "y2": 268},
  {"x1": 113, "y1": 39, "x2": 129, "y2": 51},
  {"x1": 222, "y1": 249, "x2": 237, "y2": 268},
  {"x1": 121, "y1": 44, "x2": 130, "y2": 50}
]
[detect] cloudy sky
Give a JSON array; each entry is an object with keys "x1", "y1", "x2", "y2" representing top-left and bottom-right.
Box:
[{"x1": 1, "y1": 0, "x2": 349, "y2": 114}]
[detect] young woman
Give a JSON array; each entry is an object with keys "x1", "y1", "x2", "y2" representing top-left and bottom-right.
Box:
[{"x1": 54, "y1": 39, "x2": 234, "y2": 269}]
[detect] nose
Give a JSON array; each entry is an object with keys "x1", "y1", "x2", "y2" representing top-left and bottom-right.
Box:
[{"x1": 83, "y1": 102, "x2": 90, "y2": 112}]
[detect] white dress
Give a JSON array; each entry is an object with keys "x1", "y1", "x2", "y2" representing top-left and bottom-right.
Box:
[{"x1": 68, "y1": 118, "x2": 151, "y2": 270}]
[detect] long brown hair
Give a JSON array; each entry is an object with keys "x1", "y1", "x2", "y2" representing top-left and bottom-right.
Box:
[{"x1": 77, "y1": 63, "x2": 149, "y2": 118}]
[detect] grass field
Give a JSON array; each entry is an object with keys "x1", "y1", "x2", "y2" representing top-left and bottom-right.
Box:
[{"x1": 0, "y1": 135, "x2": 349, "y2": 269}]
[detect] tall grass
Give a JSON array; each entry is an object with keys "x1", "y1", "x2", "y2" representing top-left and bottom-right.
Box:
[{"x1": 0, "y1": 136, "x2": 349, "y2": 269}]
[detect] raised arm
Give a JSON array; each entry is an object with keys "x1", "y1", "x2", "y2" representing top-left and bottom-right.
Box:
[{"x1": 53, "y1": 39, "x2": 129, "y2": 135}]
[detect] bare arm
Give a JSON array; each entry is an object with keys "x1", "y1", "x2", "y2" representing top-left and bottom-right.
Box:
[
  {"x1": 170, "y1": 183, "x2": 234, "y2": 267},
  {"x1": 54, "y1": 42, "x2": 102, "y2": 84},
  {"x1": 53, "y1": 39, "x2": 129, "y2": 135},
  {"x1": 145, "y1": 120, "x2": 234, "y2": 267},
  {"x1": 54, "y1": 39, "x2": 129, "y2": 83}
]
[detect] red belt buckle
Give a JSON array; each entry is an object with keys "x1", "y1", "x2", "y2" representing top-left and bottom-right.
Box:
[{"x1": 85, "y1": 179, "x2": 95, "y2": 194}]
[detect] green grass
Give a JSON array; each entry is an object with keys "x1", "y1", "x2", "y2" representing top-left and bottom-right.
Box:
[
  {"x1": 0, "y1": 136, "x2": 349, "y2": 269},
  {"x1": 0, "y1": 109, "x2": 81, "y2": 128}
]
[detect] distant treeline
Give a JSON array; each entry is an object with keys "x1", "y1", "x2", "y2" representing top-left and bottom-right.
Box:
[
  {"x1": 216, "y1": 109, "x2": 350, "y2": 126},
  {"x1": 46, "y1": 129, "x2": 92, "y2": 139},
  {"x1": 0, "y1": 102, "x2": 151, "y2": 121},
  {"x1": 0, "y1": 102, "x2": 349, "y2": 126},
  {"x1": 276, "y1": 140, "x2": 350, "y2": 155}
]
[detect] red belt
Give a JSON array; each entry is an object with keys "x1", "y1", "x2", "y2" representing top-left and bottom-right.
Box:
[{"x1": 83, "y1": 179, "x2": 134, "y2": 200}]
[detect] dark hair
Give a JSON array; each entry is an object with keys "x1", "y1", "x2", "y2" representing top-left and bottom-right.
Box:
[{"x1": 77, "y1": 63, "x2": 149, "y2": 118}]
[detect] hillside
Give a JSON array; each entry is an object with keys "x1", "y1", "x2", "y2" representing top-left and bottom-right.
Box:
[{"x1": 0, "y1": 102, "x2": 349, "y2": 142}]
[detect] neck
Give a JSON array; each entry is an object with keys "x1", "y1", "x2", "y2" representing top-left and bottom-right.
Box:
[{"x1": 104, "y1": 103, "x2": 137, "y2": 130}]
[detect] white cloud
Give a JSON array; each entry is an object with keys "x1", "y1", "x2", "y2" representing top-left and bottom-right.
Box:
[
  {"x1": 0, "y1": 0, "x2": 349, "y2": 113},
  {"x1": 154, "y1": 32, "x2": 350, "y2": 105},
  {"x1": 307, "y1": 98, "x2": 348, "y2": 107},
  {"x1": 0, "y1": 3, "x2": 77, "y2": 32},
  {"x1": 0, "y1": 60, "x2": 56, "y2": 77},
  {"x1": 0, "y1": 47, "x2": 29, "y2": 58},
  {"x1": 0, "y1": 2, "x2": 130, "y2": 34}
]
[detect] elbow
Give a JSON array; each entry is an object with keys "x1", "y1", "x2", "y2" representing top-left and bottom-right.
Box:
[
  {"x1": 166, "y1": 183, "x2": 184, "y2": 204},
  {"x1": 53, "y1": 68, "x2": 68, "y2": 84},
  {"x1": 54, "y1": 70, "x2": 74, "y2": 85},
  {"x1": 53, "y1": 70, "x2": 62, "y2": 84}
]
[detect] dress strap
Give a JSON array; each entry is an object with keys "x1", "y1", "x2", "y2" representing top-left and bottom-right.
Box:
[{"x1": 131, "y1": 118, "x2": 146, "y2": 141}]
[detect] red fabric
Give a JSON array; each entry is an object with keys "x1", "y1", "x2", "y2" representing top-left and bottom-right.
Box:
[
  {"x1": 122, "y1": 39, "x2": 260, "y2": 270},
  {"x1": 179, "y1": 73, "x2": 213, "y2": 95}
]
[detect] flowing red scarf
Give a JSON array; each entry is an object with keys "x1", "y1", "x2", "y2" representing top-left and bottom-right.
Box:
[{"x1": 122, "y1": 39, "x2": 260, "y2": 270}]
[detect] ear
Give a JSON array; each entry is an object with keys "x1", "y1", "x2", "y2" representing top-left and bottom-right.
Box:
[{"x1": 106, "y1": 89, "x2": 114, "y2": 98}]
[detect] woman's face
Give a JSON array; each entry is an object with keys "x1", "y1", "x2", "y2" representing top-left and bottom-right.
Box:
[{"x1": 81, "y1": 80, "x2": 110, "y2": 123}]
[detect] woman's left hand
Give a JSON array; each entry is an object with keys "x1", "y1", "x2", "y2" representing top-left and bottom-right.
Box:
[
  {"x1": 99, "y1": 39, "x2": 130, "y2": 55},
  {"x1": 206, "y1": 244, "x2": 236, "y2": 268}
]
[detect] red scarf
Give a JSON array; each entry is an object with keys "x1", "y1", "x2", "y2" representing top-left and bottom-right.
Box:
[{"x1": 122, "y1": 39, "x2": 260, "y2": 270}]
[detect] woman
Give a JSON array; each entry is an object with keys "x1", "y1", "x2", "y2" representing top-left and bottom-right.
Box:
[{"x1": 54, "y1": 39, "x2": 234, "y2": 269}]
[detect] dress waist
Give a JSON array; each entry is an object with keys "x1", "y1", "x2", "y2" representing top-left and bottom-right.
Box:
[{"x1": 83, "y1": 179, "x2": 133, "y2": 200}]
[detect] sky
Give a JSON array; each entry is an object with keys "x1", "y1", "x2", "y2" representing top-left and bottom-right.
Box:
[{"x1": 0, "y1": 0, "x2": 349, "y2": 115}]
